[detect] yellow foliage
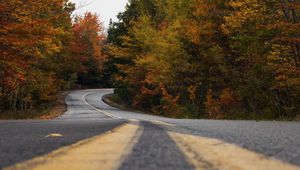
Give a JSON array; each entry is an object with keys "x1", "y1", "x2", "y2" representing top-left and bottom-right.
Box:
[
  {"x1": 222, "y1": 0, "x2": 271, "y2": 35},
  {"x1": 188, "y1": 85, "x2": 197, "y2": 102}
]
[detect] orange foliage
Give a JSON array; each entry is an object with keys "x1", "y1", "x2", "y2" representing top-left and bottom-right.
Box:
[
  {"x1": 159, "y1": 83, "x2": 180, "y2": 110},
  {"x1": 219, "y1": 88, "x2": 235, "y2": 107},
  {"x1": 71, "y1": 12, "x2": 106, "y2": 64},
  {"x1": 0, "y1": 0, "x2": 75, "y2": 110}
]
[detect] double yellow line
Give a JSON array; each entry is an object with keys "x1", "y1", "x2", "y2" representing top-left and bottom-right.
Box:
[
  {"x1": 82, "y1": 92, "x2": 120, "y2": 119},
  {"x1": 5, "y1": 92, "x2": 300, "y2": 170},
  {"x1": 5, "y1": 124, "x2": 140, "y2": 170},
  {"x1": 170, "y1": 132, "x2": 300, "y2": 170},
  {"x1": 5, "y1": 123, "x2": 300, "y2": 170}
]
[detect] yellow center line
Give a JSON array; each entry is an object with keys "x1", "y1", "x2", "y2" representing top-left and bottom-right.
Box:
[
  {"x1": 5, "y1": 123, "x2": 141, "y2": 170},
  {"x1": 82, "y1": 92, "x2": 177, "y2": 128},
  {"x1": 151, "y1": 120, "x2": 176, "y2": 127},
  {"x1": 128, "y1": 119, "x2": 140, "y2": 122},
  {"x1": 82, "y1": 92, "x2": 121, "y2": 119},
  {"x1": 169, "y1": 132, "x2": 300, "y2": 170}
]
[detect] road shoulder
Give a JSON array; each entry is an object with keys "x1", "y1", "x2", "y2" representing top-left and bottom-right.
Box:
[{"x1": 0, "y1": 91, "x2": 69, "y2": 120}]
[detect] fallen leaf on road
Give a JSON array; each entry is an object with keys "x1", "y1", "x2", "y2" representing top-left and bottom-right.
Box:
[{"x1": 45, "y1": 133, "x2": 63, "y2": 138}]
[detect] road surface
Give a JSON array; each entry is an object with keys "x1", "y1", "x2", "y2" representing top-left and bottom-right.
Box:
[{"x1": 0, "y1": 89, "x2": 299, "y2": 170}]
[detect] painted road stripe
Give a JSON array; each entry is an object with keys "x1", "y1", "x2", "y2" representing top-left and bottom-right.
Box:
[
  {"x1": 151, "y1": 120, "x2": 176, "y2": 127},
  {"x1": 128, "y1": 119, "x2": 140, "y2": 122},
  {"x1": 169, "y1": 132, "x2": 300, "y2": 170},
  {"x1": 5, "y1": 123, "x2": 141, "y2": 170},
  {"x1": 83, "y1": 92, "x2": 177, "y2": 128},
  {"x1": 82, "y1": 92, "x2": 121, "y2": 119}
]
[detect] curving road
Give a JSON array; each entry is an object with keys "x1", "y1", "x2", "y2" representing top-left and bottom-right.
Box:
[{"x1": 0, "y1": 89, "x2": 300, "y2": 170}]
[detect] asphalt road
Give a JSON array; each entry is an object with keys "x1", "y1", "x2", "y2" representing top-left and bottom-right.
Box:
[{"x1": 0, "y1": 89, "x2": 299, "y2": 169}]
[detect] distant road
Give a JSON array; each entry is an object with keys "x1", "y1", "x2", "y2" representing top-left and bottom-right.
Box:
[{"x1": 1, "y1": 89, "x2": 299, "y2": 170}]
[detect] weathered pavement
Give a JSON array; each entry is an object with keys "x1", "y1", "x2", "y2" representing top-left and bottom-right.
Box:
[{"x1": 0, "y1": 89, "x2": 300, "y2": 170}]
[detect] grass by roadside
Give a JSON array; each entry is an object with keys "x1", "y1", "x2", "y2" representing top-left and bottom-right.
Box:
[
  {"x1": 102, "y1": 94, "x2": 136, "y2": 112},
  {"x1": 103, "y1": 94, "x2": 300, "y2": 121},
  {"x1": 0, "y1": 92, "x2": 68, "y2": 120},
  {"x1": 103, "y1": 93, "x2": 183, "y2": 118},
  {"x1": 102, "y1": 94, "x2": 151, "y2": 116}
]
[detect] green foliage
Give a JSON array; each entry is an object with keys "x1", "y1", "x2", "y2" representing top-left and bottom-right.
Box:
[{"x1": 107, "y1": 0, "x2": 300, "y2": 120}]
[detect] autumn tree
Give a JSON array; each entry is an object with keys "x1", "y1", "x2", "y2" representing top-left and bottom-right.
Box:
[
  {"x1": 71, "y1": 12, "x2": 106, "y2": 87},
  {"x1": 107, "y1": 0, "x2": 299, "y2": 119},
  {"x1": 0, "y1": 0, "x2": 75, "y2": 111},
  {"x1": 222, "y1": 0, "x2": 300, "y2": 118}
]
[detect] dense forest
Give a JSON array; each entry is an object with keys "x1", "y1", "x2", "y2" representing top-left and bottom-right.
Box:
[
  {"x1": 107, "y1": 0, "x2": 300, "y2": 120},
  {"x1": 0, "y1": 0, "x2": 299, "y2": 120},
  {"x1": 0, "y1": 0, "x2": 106, "y2": 112}
]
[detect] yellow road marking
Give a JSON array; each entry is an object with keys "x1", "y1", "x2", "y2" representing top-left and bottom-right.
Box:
[
  {"x1": 129, "y1": 119, "x2": 140, "y2": 122},
  {"x1": 82, "y1": 92, "x2": 121, "y2": 119},
  {"x1": 82, "y1": 92, "x2": 177, "y2": 128},
  {"x1": 169, "y1": 132, "x2": 300, "y2": 170},
  {"x1": 128, "y1": 118, "x2": 175, "y2": 127},
  {"x1": 5, "y1": 123, "x2": 141, "y2": 170},
  {"x1": 151, "y1": 120, "x2": 176, "y2": 127}
]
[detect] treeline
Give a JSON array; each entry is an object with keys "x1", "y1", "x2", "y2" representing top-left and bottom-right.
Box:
[
  {"x1": 0, "y1": 0, "x2": 106, "y2": 112},
  {"x1": 107, "y1": 0, "x2": 300, "y2": 119}
]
